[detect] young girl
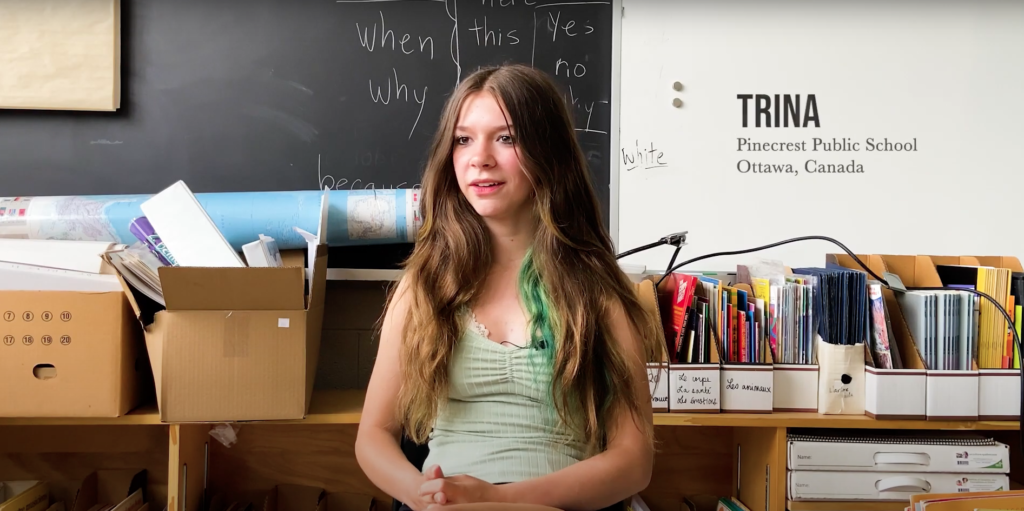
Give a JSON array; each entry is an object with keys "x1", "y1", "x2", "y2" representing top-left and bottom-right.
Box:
[{"x1": 354, "y1": 64, "x2": 663, "y2": 511}]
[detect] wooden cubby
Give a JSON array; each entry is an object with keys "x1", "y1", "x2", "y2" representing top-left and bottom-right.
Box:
[
  {"x1": 2, "y1": 391, "x2": 1020, "y2": 511},
  {"x1": 3, "y1": 280, "x2": 1021, "y2": 511}
]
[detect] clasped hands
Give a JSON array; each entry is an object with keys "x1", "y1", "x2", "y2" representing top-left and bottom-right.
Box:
[{"x1": 412, "y1": 464, "x2": 500, "y2": 510}]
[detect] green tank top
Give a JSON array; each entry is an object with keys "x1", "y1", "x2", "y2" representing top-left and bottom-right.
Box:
[{"x1": 420, "y1": 311, "x2": 589, "y2": 483}]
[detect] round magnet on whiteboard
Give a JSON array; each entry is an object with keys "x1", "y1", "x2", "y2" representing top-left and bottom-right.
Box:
[
  {"x1": 672, "y1": 98, "x2": 683, "y2": 108},
  {"x1": 672, "y1": 81, "x2": 683, "y2": 91}
]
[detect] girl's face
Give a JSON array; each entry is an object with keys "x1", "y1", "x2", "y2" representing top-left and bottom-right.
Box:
[{"x1": 452, "y1": 92, "x2": 534, "y2": 227}]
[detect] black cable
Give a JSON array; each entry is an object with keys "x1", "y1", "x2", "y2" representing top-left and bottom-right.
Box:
[
  {"x1": 616, "y1": 240, "x2": 665, "y2": 260},
  {"x1": 664, "y1": 244, "x2": 682, "y2": 277},
  {"x1": 638, "y1": 233, "x2": 1022, "y2": 454},
  {"x1": 616, "y1": 231, "x2": 688, "y2": 261},
  {"x1": 656, "y1": 235, "x2": 886, "y2": 288}
]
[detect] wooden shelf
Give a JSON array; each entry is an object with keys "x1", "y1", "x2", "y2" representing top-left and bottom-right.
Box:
[
  {"x1": 270, "y1": 391, "x2": 1023, "y2": 430},
  {"x1": 0, "y1": 402, "x2": 162, "y2": 426},
  {"x1": 654, "y1": 411, "x2": 1020, "y2": 430},
  {"x1": 3, "y1": 390, "x2": 1018, "y2": 430},
  {"x1": 282, "y1": 389, "x2": 368, "y2": 424}
]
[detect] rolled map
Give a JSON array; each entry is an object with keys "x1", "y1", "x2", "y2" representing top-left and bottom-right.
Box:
[{"x1": 0, "y1": 189, "x2": 421, "y2": 251}]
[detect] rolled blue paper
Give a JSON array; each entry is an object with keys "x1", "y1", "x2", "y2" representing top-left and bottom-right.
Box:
[{"x1": 0, "y1": 189, "x2": 420, "y2": 251}]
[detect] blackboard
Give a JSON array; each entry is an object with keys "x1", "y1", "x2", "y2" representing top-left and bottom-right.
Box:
[{"x1": 0, "y1": 0, "x2": 614, "y2": 269}]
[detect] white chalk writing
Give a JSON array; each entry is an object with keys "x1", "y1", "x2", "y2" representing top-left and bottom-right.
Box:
[{"x1": 356, "y1": 11, "x2": 434, "y2": 59}]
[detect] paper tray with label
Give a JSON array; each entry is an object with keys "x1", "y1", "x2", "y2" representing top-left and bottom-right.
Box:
[
  {"x1": 788, "y1": 471, "x2": 1010, "y2": 501},
  {"x1": 787, "y1": 432, "x2": 1010, "y2": 473}
]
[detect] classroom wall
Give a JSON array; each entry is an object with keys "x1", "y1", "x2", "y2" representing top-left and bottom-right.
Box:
[
  {"x1": 315, "y1": 1, "x2": 1024, "y2": 389},
  {"x1": 616, "y1": 0, "x2": 1024, "y2": 273}
]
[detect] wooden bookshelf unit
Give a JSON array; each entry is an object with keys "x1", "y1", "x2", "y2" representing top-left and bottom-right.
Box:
[
  {"x1": 3, "y1": 277, "x2": 1022, "y2": 511},
  {"x1": 3, "y1": 390, "x2": 1020, "y2": 511}
]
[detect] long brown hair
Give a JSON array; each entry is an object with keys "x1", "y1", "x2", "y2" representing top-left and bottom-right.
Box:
[{"x1": 393, "y1": 64, "x2": 663, "y2": 455}]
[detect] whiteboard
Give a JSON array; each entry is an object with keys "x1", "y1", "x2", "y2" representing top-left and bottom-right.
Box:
[{"x1": 615, "y1": 0, "x2": 1024, "y2": 274}]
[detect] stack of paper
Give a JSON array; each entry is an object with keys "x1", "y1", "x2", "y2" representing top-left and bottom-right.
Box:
[
  {"x1": 792, "y1": 265, "x2": 870, "y2": 350},
  {"x1": 0, "y1": 239, "x2": 124, "y2": 292},
  {"x1": 897, "y1": 290, "x2": 976, "y2": 371},
  {"x1": 105, "y1": 246, "x2": 166, "y2": 306},
  {"x1": 935, "y1": 264, "x2": 1014, "y2": 369},
  {"x1": 0, "y1": 239, "x2": 124, "y2": 273}
]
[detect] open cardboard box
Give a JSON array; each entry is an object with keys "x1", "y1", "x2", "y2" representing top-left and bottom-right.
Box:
[
  {"x1": 69, "y1": 470, "x2": 147, "y2": 511},
  {"x1": 773, "y1": 364, "x2": 818, "y2": 413},
  {"x1": 827, "y1": 253, "x2": 928, "y2": 419},
  {"x1": 718, "y1": 281, "x2": 774, "y2": 414},
  {"x1": 721, "y1": 363, "x2": 773, "y2": 413},
  {"x1": 648, "y1": 359, "x2": 670, "y2": 413},
  {"x1": 931, "y1": 255, "x2": 1022, "y2": 421},
  {"x1": 108, "y1": 188, "x2": 330, "y2": 423},
  {"x1": 668, "y1": 352, "x2": 721, "y2": 413},
  {"x1": 636, "y1": 277, "x2": 672, "y2": 413},
  {"x1": 113, "y1": 243, "x2": 327, "y2": 422},
  {"x1": 668, "y1": 325, "x2": 721, "y2": 413},
  {"x1": 886, "y1": 254, "x2": 980, "y2": 420},
  {"x1": 643, "y1": 272, "x2": 723, "y2": 413}
]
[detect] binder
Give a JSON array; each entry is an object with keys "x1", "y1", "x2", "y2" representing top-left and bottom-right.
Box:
[
  {"x1": 787, "y1": 432, "x2": 1010, "y2": 473},
  {"x1": 787, "y1": 470, "x2": 1009, "y2": 501}
]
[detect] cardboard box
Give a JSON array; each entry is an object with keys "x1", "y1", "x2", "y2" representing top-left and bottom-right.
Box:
[
  {"x1": 865, "y1": 367, "x2": 926, "y2": 419},
  {"x1": 773, "y1": 364, "x2": 818, "y2": 412},
  {"x1": 0, "y1": 287, "x2": 149, "y2": 418},
  {"x1": 885, "y1": 255, "x2": 986, "y2": 420},
  {"x1": 978, "y1": 368, "x2": 1020, "y2": 420},
  {"x1": 667, "y1": 325, "x2": 721, "y2": 413},
  {"x1": 721, "y1": 364, "x2": 773, "y2": 413},
  {"x1": 828, "y1": 253, "x2": 997, "y2": 420},
  {"x1": 647, "y1": 362, "x2": 669, "y2": 412},
  {"x1": 634, "y1": 276, "x2": 675, "y2": 415},
  {"x1": 668, "y1": 363, "x2": 721, "y2": 412},
  {"x1": 827, "y1": 253, "x2": 928, "y2": 419},
  {"x1": 120, "y1": 241, "x2": 328, "y2": 422},
  {"x1": 636, "y1": 277, "x2": 670, "y2": 413},
  {"x1": 927, "y1": 370, "x2": 979, "y2": 420},
  {"x1": 817, "y1": 340, "x2": 867, "y2": 415},
  {"x1": 69, "y1": 470, "x2": 147, "y2": 511}
]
